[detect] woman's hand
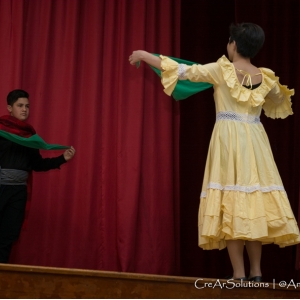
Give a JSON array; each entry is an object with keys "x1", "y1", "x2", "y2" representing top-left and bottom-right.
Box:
[
  {"x1": 129, "y1": 50, "x2": 142, "y2": 65},
  {"x1": 63, "y1": 146, "x2": 76, "y2": 161},
  {"x1": 128, "y1": 50, "x2": 162, "y2": 70}
]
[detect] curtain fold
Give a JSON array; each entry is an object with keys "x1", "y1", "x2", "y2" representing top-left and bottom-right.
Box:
[{"x1": 0, "y1": 0, "x2": 180, "y2": 275}]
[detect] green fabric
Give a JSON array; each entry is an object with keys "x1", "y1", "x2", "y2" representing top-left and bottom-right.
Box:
[
  {"x1": 150, "y1": 54, "x2": 213, "y2": 100},
  {"x1": 0, "y1": 130, "x2": 69, "y2": 150}
]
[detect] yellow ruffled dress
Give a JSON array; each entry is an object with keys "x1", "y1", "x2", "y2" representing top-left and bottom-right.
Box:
[{"x1": 160, "y1": 54, "x2": 300, "y2": 250}]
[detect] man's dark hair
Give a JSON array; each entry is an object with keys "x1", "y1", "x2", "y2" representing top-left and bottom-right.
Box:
[
  {"x1": 229, "y1": 23, "x2": 265, "y2": 58},
  {"x1": 7, "y1": 89, "x2": 29, "y2": 106}
]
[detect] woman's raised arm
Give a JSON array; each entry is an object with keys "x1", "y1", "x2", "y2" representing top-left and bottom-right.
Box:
[{"x1": 129, "y1": 50, "x2": 162, "y2": 70}]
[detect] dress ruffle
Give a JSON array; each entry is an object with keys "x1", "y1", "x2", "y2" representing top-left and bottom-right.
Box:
[
  {"x1": 199, "y1": 189, "x2": 300, "y2": 250},
  {"x1": 261, "y1": 68, "x2": 294, "y2": 119},
  {"x1": 160, "y1": 55, "x2": 179, "y2": 96},
  {"x1": 218, "y1": 56, "x2": 268, "y2": 107},
  {"x1": 217, "y1": 55, "x2": 294, "y2": 118}
]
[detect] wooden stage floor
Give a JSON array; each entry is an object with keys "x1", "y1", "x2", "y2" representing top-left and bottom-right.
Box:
[{"x1": 0, "y1": 263, "x2": 300, "y2": 298}]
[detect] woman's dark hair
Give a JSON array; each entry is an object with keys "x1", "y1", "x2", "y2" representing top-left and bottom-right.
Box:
[
  {"x1": 229, "y1": 23, "x2": 265, "y2": 58},
  {"x1": 7, "y1": 89, "x2": 29, "y2": 106}
]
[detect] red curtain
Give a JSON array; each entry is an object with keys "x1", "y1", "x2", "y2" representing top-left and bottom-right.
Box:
[
  {"x1": 179, "y1": 0, "x2": 300, "y2": 282},
  {"x1": 0, "y1": 0, "x2": 180, "y2": 275},
  {"x1": 1, "y1": 0, "x2": 300, "y2": 280}
]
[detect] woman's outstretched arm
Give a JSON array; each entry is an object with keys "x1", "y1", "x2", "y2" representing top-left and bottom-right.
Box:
[{"x1": 129, "y1": 50, "x2": 162, "y2": 70}]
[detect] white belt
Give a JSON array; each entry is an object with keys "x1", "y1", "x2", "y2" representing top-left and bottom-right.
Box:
[{"x1": 216, "y1": 111, "x2": 260, "y2": 124}]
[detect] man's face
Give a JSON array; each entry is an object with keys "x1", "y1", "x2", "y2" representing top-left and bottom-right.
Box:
[{"x1": 7, "y1": 97, "x2": 30, "y2": 121}]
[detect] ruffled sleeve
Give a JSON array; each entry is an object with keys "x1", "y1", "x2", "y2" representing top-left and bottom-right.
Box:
[
  {"x1": 160, "y1": 55, "x2": 179, "y2": 96},
  {"x1": 160, "y1": 55, "x2": 219, "y2": 97},
  {"x1": 261, "y1": 68, "x2": 294, "y2": 119}
]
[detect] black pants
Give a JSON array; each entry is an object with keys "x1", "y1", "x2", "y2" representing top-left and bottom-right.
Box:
[{"x1": 0, "y1": 185, "x2": 27, "y2": 263}]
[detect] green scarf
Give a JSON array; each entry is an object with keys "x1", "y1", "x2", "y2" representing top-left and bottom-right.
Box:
[
  {"x1": 150, "y1": 54, "x2": 212, "y2": 100},
  {"x1": 0, "y1": 130, "x2": 69, "y2": 150}
]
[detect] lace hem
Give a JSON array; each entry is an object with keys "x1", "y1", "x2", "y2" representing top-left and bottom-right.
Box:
[
  {"x1": 200, "y1": 182, "x2": 285, "y2": 198},
  {"x1": 216, "y1": 111, "x2": 260, "y2": 124}
]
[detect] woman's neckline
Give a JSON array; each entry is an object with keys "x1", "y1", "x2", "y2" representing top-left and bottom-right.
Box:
[{"x1": 231, "y1": 62, "x2": 263, "y2": 90}]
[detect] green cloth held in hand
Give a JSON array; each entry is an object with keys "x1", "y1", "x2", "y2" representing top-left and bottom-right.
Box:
[
  {"x1": 0, "y1": 130, "x2": 69, "y2": 150},
  {"x1": 150, "y1": 54, "x2": 212, "y2": 100}
]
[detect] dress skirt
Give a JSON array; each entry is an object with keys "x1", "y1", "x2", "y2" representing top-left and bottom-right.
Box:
[{"x1": 198, "y1": 116, "x2": 300, "y2": 250}]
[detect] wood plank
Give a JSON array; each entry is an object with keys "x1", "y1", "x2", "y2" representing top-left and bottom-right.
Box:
[{"x1": 0, "y1": 264, "x2": 299, "y2": 298}]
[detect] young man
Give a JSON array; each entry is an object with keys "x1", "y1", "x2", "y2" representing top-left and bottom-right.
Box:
[{"x1": 0, "y1": 89, "x2": 75, "y2": 263}]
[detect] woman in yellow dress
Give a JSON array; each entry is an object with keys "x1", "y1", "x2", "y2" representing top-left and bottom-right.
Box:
[{"x1": 129, "y1": 23, "x2": 300, "y2": 282}]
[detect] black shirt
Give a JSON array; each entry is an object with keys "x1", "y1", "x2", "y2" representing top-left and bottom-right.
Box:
[{"x1": 0, "y1": 136, "x2": 66, "y2": 172}]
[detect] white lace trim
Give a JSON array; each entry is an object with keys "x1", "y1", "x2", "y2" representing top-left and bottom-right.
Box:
[
  {"x1": 200, "y1": 182, "x2": 285, "y2": 198},
  {"x1": 216, "y1": 111, "x2": 261, "y2": 124},
  {"x1": 178, "y1": 64, "x2": 186, "y2": 80}
]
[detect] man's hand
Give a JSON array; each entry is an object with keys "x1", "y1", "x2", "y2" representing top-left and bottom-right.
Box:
[{"x1": 63, "y1": 146, "x2": 76, "y2": 161}]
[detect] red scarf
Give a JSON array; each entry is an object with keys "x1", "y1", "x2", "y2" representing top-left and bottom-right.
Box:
[
  {"x1": 0, "y1": 115, "x2": 36, "y2": 137},
  {"x1": 0, "y1": 115, "x2": 35, "y2": 230}
]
